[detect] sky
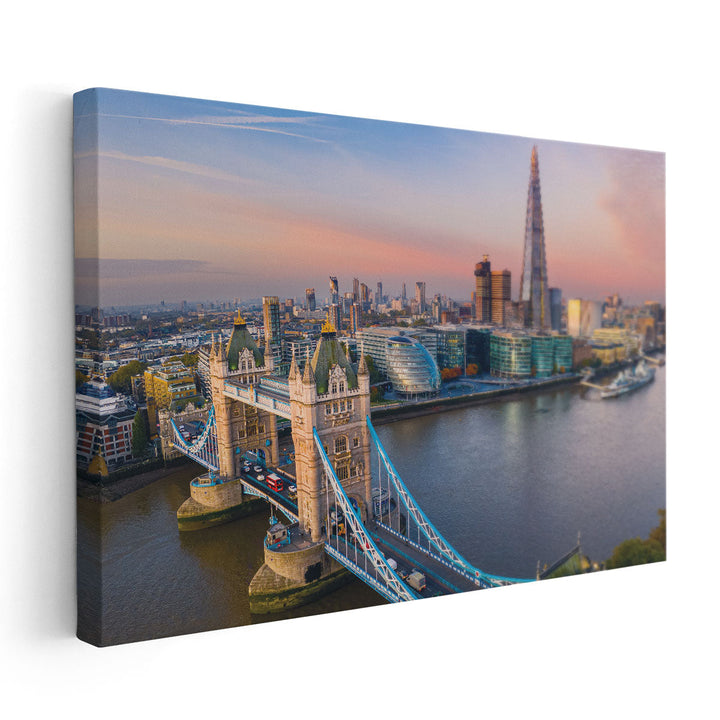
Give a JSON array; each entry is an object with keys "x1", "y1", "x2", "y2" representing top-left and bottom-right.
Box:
[{"x1": 74, "y1": 88, "x2": 665, "y2": 309}]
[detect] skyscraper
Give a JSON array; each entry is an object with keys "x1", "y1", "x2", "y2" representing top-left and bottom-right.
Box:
[
  {"x1": 305, "y1": 288, "x2": 316, "y2": 311},
  {"x1": 415, "y1": 281, "x2": 426, "y2": 313},
  {"x1": 490, "y1": 269, "x2": 511, "y2": 325},
  {"x1": 328, "y1": 304, "x2": 341, "y2": 336},
  {"x1": 350, "y1": 303, "x2": 361, "y2": 336},
  {"x1": 474, "y1": 255, "x2": 492, "y2": 323},
  {"x1": 520, "y1": 146, "x2": 551, "y2": 329},
  {"x1": 262, "y1": 296, "x2": 282, "y2": 346},
  {"x1": 353, "y1": 277, "x2": 360, "y2": 302},
  {"x1": 329, "y1": 276, "x2": 339, "y2": 306},
  {"x1": 550, "y1": 287, "x2": 562, "y2": 331},
  {"x1": 376, "y1": 281, "x2": 383, "y2": 307},
  {"x1": 567, "y1": 298, "x2": 602, "y2": 337}
]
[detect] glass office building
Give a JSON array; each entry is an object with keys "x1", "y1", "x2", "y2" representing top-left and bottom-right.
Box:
[
  {"x1": 385, "y1": 336, "x2": 441, "y2": 398},
  {"x1": 552, "y1": 334, "x2": 573, "y2": 372},
  {"x1": 466, "y1": 326, "x2": 493, "y2": 373},
  {"x1": 490, "y1": 332, "x2": 532, "y2": 378},
  {"x1": 435, "y1": 327, "x2": 465, "y2": 370},
  {"x1": 530, "y1": 334, "x2": 555, "y2": 377}
]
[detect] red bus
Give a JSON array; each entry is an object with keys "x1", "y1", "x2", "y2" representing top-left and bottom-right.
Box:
[{"x1": 266, "y1": 473, "x2": 284, "y2": 492}]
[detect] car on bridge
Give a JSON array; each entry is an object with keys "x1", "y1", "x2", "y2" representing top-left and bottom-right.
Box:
[{"x1": 406, "y1": 570, "x2": 427, "y2": 593}]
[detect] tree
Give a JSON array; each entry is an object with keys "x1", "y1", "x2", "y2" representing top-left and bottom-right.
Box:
[
  {"x1": 605, "y1": 508, "x2": 666, "y2": 569},
  {"x1": 77, "y1": 328, "x2": 102, "y2": 351},
  {"x1": 648, "y1": 508, "x2": 666, "y2": 551},
  {"x1": 605, "y1": 537, "x2": 664, "y2": 569},
  {"x1": 108, "y1": 360, "x2": 148, "y2": 394},
  {"x1": 466, "y1": 363, "x2": 479, "y2": 376},
  {"x1": 364, "y1": 355, "x2": 383, "y2": 384},
  {"x1": 75, "y1": 370, "x2": 89, "y2": 389},
  {"x1": 441, "y1": 367, "x2": 462, "y2": 382},
  {"x1": 131, "y1": 410, "x2": 149, "y2": 458},
  {"x1": 180, "y1": 352, "x2": 198, "y2": 368}
]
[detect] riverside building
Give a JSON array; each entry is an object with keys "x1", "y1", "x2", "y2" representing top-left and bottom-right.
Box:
[
  {"x1": 552, "y1": 334, "x2": 573, "y2": 373},
  {"x1": 435, "y1": 325, "x2": 466, "y2": 371},
  {"x1": 490, "y1": 331, "x2": 573, "y2": 378},
  {"x1": 530, "y1": 334, "x2": 555, "y2": 377},
  {"x1": 355, "y1": 326, "x2": 441, "y2": 396},
  {"x1": 490, "y1": 332, "x2": 532, "y2": 378},
  {"x1": 591, "y1": 327, "x2": 640, "y2": 358},
  {"x1": 465, "y1": 326, "x2": 494, "y2": 373},
  {"x1": 76, "y1": 378, "x2": 136, "y2": 469},
  {"x1": 144, "y1": 360, "x2": 203, "y2": 435},
  {"x1": 385, "y1": 336, "x2": 441, "y2": 398}
]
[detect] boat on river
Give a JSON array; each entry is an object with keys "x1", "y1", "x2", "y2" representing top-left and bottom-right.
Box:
[{"x1": 601, "y1": 360, "x2": 655, "y2": 399}]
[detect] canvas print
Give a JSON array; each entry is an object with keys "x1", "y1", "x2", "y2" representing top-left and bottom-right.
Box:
[{"x1": 74, "y1": 88, "x2": 665, "y2": 647}]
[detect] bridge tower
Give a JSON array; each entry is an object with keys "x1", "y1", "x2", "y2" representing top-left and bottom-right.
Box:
[
  {"x1": 209, "y1": 311, "x2": 279, "y2": 480},
  {"x1": 288, "y1": 318, "x2": 372, "y2": 542}
]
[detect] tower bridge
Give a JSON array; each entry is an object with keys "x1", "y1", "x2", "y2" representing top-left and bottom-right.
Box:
[{"x1": 173, "y1": 310, "x2": 533, "y2": 612}]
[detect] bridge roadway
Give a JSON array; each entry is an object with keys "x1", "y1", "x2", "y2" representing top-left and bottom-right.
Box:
[
  {"x1": 366, "y1": 521, "x2": 482, "y2": 597},
  {"x1": 238, "y1": 459, "x2": 483, "y2": 600},
  {"x1": 238, "y1": 460, "x2": 299, "y2": 521}
]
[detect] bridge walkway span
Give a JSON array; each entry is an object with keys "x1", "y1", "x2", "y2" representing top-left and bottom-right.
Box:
[{"x1": 367, "y1": 521, "x2": 483, "y2": 596}]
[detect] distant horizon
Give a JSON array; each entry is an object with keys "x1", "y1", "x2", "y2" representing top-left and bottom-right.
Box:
[
  {"x1": 77, "y1": 287, "x2": 664, "y2": 315},
  {"x1": 74, "y1": 89, "x2": 665, "y2": 309}
]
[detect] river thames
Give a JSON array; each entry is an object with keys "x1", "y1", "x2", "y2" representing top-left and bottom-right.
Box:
[{"x1": 78, "y1": 366, "x2": 665, "y2": 645}]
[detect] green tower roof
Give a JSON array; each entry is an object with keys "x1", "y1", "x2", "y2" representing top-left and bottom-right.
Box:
[
  {"x1": 310, "y1": 328, "x2": 357, "y2": 394},
  {"x1": 226, "y1": 311, "x2": 264, "y2": 371}
]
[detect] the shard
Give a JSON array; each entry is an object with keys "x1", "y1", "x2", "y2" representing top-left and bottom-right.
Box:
[{"x1": 519, "y1": 146, "x2": 551, "y2": 329}]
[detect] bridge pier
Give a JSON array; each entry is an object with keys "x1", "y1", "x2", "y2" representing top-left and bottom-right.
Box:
[
  {"x1": 248, "y1": 532, "x2": 351, "y2": 613},
  {"x1": 177, "y1": 475, "x2": 265, "y2": 531}
]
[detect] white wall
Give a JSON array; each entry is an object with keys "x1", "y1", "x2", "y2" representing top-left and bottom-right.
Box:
[{"x1": 2, "y1": 2, "x2": 715, "y2": 717}]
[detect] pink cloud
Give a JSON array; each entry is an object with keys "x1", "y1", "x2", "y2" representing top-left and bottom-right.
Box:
[{"x1": 599, "y1": 151, "x2": 665, "y2": 288}]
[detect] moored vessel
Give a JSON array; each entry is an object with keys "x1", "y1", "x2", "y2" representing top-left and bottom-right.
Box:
[{"x1": 601, "y1": 360, "x2": 655, "y2": 399}]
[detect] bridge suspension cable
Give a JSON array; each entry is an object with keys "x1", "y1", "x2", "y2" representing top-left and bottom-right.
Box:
[
  {"x1": 367, "y1": 416, "x2": 532, "y2": 588},
  {"x1": 170, "y1": 405, "x2": 219, "y2": 472},
  {"x1": 313, "y1": 428, "x2": 417, "y2": 603}
]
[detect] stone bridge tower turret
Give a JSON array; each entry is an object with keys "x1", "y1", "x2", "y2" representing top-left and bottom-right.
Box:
[
  {"x1": 209, "y1": 311, "x2": 279, "y2": 480},
  {"x1": 288, "y1": 318, "x2": 372, "y2": 542}
]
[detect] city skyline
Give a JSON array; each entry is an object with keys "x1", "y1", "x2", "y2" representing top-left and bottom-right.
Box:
[{"x1": 74, "y1": 89, "x2": 665, "y2": 308}]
